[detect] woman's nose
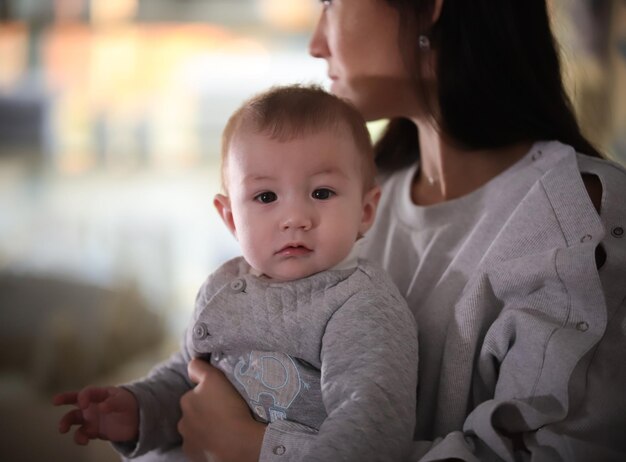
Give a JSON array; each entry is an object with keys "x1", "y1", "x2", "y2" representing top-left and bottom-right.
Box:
[{"x1": 309, "y1": 13, "x2": 329, "y2": 58}]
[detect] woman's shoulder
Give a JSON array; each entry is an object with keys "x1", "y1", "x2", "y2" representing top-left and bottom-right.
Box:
[
  {"x1": 575, "y1": 149, "x2": 626, "y2": 176},
  {"x1": 575, "y1": 151, "x2": 626, "y2": 202},
  {"x1": 484, "y1": 142, "x2": 625, "y2": 291},
  {"x1": 539, "y1": 141, "x2": 626, "y2": 189},
  {"x1": 539, "y1": 143, "x2": 626, "y2": 231}
]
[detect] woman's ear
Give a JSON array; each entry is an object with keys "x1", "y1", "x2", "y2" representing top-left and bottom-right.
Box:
[
  {"x1": 358, "y1": 185, "x2": 381, "y2": 236},
  {"x1": 214, "y1": 194, "x2": 237, "y2": 238}
]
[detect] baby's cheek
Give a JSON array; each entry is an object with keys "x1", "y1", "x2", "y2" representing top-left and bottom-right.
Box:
[
  {"x1": 328, "y1": 234, "x2": 356, "y2": 264},
  {"x1": 239, "y1": 243, "x2": 266, "y2": 273}
]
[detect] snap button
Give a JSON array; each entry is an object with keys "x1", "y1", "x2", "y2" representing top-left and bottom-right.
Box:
[
  {"x1": 611, "y1": 226, "x2": 624, "y2": 238},
  {"x1": 230, "y1": 278, "x2": 246, "y2": 293},
  {"x1": 576, "y1": 321, "x2": 589, "y2": 332},
  {"x1": 193, "y1": 322, "x2": 210, "y2": 340},
  {"x1": 273, "y1": 445, "x2": 286, "y2": 455},
  {"x1": 580, "y1": 234, "x2": 592, "y2": 243},
  {"x1": 531, "y1": 150, "x2": 543, "y2": 161}
]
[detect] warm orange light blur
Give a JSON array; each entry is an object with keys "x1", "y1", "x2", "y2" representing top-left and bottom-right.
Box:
[
  {"x1": 37, "y1": 21, "x2": 270, "y2": 175},
  {"x1": 257, "y1": 0, "x2": 317, "y2": 32},
  {"x1": 90, "y1": 0, "x2": 138, "y2": 24},
  {"x1": 0, "y1": 22, "x2": 28, "y2": 89},
  {"x1": 53, "y1": 0, "x2": 84, "y2": 23}
]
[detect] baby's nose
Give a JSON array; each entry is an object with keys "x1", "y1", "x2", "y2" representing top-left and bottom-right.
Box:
[{"x1": 280, "y1": 209, "x2": 313, "y2": 231}]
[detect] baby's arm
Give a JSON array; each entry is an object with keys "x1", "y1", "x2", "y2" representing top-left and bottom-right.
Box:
[
  {"x1": 53, "y1": 270, "x2": 224, "y2": 456},
  {"x1": 53, "y1": 386, "x2": 139, "y2": 445},
  {"x1": 298, "y1": 289, "x2": 418, "y2": 462}
]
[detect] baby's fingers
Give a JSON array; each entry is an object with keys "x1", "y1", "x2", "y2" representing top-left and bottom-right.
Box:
[
  {"x1": 53, "y1": 391, "x2": 79, "y2": 406},
  {"x1": 77, "y1": 387, "x2": 111, "y2": 409},
  {"x1": 58, "y1": 409, "x2": 85, "y2": 434},
  {"x1": 73, "y1": 426, "x2": 94, "y2": 446}
]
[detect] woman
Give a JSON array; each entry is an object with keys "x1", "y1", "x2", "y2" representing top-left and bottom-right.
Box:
[{"x1": 178, "y1": 0, "x2": 626, "y2": 460}]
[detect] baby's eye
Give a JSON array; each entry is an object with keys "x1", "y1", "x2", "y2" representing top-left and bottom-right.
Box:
[
  {"x1": 312, "y1": 188, "x2": 334, "y2": 200},
  {"x1": 254, "y1": 191, "x2": 277, "y2": 204}
]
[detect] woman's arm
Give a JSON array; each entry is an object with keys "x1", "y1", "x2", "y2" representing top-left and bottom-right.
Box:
[
  {"x1": 179, "y1": 359, "x2": 266, "y2": 462},
  {"x1": 413, "y1": 158, "x2": 626, "y2": 461}
]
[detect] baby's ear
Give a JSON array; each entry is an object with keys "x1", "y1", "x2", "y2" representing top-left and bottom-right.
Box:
[
  {"x1": 214, "y1": 194, "x2": 237, "y2": 238},
  {"x1": 358, "y1": 185, "x2": 381, "y2": 236}
]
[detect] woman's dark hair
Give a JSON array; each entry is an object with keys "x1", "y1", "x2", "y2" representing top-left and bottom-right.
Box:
[{"x1": 375, "y1": 0, "x2": 602, "y2": 172}]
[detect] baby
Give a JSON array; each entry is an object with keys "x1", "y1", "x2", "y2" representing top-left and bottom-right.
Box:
[{"x1": 54, "y1": 85, "x2": 418, "y2": 461}]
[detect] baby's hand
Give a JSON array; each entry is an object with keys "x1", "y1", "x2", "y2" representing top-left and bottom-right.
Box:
[{"x1": 53, "y1": 386, "x2": 139, "y2": 445}]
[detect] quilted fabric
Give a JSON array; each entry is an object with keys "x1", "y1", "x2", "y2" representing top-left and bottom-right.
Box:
[{"x1": 118, "y1": 258, "x2": 418, "y2": 462}]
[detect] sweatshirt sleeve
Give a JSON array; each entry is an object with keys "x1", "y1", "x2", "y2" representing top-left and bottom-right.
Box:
[
  {"x1": 413, "y1": 243, "x2": 626, "y2": 461},
  {"x1": 261, "y1": 287, "x2": 418, "y2": 462},
  {"x1": 411, "y1": 161, "x2": 626, "y2": 461}
]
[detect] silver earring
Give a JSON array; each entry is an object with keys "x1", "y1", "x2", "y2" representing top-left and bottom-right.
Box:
[{"x1": 418, "y1": 35, "x2": 430, "y2": 50}]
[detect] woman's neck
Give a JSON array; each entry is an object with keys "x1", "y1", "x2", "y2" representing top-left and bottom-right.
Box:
[{"x1": 411, "y1": 121, "x2": 533, "y2": 206}]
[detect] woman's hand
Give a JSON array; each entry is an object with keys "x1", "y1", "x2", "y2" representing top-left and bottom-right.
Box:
[{"x1": 179, "y1": 359, "x2": 266, "y2": 462}]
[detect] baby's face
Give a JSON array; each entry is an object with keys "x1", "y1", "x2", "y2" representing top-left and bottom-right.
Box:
[{"x1": 215, "y1": 128, "x2": 379, "y2": 282}]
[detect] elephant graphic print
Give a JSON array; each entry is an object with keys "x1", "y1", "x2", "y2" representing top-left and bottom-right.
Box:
[
  {"x1": 212, "y1": 349, "x2": 326, "y2": 428},
  {"x1": 234, "y1": 351, "x2": 303, "y2": 422}
]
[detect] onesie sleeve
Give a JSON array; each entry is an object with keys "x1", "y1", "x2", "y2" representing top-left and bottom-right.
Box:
[
  {"x1": 112, "y1": 350, "x2": 192, "y2": 458},
  {"x1": 112, "y1": 272, "x2": 218, "y2": 458},
  {"x1": 261, "y1": 284, "x2": 418, "y2": 462}
]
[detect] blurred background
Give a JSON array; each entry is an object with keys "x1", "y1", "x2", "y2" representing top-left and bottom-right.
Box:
[{"x1": 0, "y1": 1, "x2": 624, "y2": 460}]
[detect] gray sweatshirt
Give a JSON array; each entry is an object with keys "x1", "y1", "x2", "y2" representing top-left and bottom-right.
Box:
[
  {"x1": 259, "y1": 141, "x2": 626, "y2": 461},
  {"x1": 117, "y1": 258, "x2": 418, "y2": 461}
]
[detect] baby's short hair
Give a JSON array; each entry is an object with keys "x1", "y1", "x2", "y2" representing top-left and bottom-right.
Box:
[{"x1": 221, "y1": 85, "x2": 375, "y2": 191}]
